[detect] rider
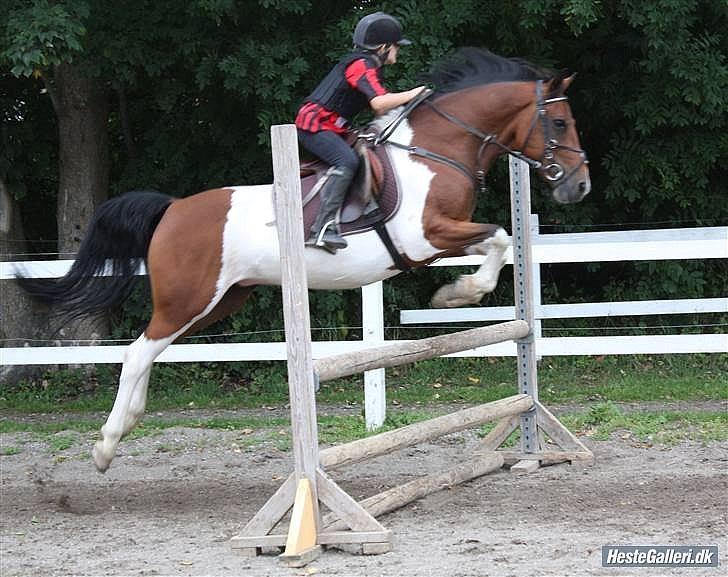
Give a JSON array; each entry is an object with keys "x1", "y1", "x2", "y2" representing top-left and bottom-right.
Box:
[{"x1": 296, "y1": 12, "x2": 425, "y2": 253}]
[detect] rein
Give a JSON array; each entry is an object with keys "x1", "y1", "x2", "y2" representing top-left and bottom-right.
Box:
[
  {"x1": 379, "y1": 80, "x2": 588, "y2": 193},
  {"x1": 360, "y1": 89, "x2": 478, "y2": 186}
]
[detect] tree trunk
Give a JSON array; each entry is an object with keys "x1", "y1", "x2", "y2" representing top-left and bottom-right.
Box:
[
  {"x1": 52, "y1": 63, "x2": 110, "y2": 256},
  {"x1": 49, "y1": 63, "x2": 110, "y2": 342},
  {"x1": 0, "y1": 179, "x2": 50, "y2": 383}
]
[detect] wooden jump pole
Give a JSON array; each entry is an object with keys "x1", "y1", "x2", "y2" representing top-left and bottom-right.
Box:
[
  {"x1": 320, "y1": 394, "x2": 533, "y2": 469},
  {"x1": 233, "y1": 122, "x2": 322, "y2": 563},
  {"x1": 272, "y1": 121, "x2": 320, "y2": 524},
  {"x1": 322, "y1": 450, "x2": 505, "y2": 532},
  {"x1": 314, "y1": 319, "x2": 529, "y2": 382}
]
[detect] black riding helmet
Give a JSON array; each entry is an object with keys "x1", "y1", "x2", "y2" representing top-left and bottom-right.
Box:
[{"x1": 353, "y1": 12, "x2": 412, "y2": 51}]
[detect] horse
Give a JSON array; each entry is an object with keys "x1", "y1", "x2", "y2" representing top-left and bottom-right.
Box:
[{"x1": 18, "y1": 48, "x2": 590, "y2": 472}]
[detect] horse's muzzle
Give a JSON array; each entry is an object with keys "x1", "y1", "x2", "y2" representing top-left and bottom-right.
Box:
[{"x1": 553, "y1": 171, "x2": 591, "y2": 204}]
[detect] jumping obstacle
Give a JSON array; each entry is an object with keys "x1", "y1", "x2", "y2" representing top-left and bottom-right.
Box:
[
  {"x1": 314, "y1": 319, "x2": 529, "y2": 381},
  {"x1": 230, "y1": 125, "x2": 592, "y2": 565}
]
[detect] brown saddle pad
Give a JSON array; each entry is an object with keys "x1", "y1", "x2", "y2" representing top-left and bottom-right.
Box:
[{"x1": 299, "y1": 143, "x2": 400, "y2": 237}]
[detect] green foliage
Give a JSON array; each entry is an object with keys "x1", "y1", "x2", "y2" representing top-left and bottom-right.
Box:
[
  {"x1": 0, "y1": 70, "x2": 57, "y2": 260},
  {"x1": 2, "y1": 406, "x2": 724, "y2": 449},
  {"x1": 1, "y1": 0, "x2": 726, "y2": 359},
  {"x1": 7, "y1": 354, "x2": 724, "y2": 412},
  {"x1": 48, "y1": 432, "x2": 77, "y2": 452},
  {"x1": 1, "y1": 0, "x2": 88, "y2": 76},
  {"x1": 582, "y1": 400, "x2": 623, "y2": 426}
]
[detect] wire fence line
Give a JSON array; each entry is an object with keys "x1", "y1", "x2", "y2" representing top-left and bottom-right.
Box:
[{"x1": 1, "y1": 321, "x2": 727, "y2": 347}]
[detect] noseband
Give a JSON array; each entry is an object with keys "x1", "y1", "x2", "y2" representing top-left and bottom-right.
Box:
[{"x1": 381, "y1": 80, "x2": 588, "y2": 192}]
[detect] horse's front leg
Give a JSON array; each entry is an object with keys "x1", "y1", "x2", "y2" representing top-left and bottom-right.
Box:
[{"x1": 430, "y1": 225, "x2": 510, "y2": 308}]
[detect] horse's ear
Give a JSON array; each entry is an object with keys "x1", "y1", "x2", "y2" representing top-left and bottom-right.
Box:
[
  {"x1": 548, "y1": 70, "x2": 576, "y2": 94},
  {"x1": 561, "y1": 72, "x2": 577, "y2": 92}
]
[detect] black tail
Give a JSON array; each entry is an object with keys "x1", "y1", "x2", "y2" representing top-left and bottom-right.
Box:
[{"x1": 16, "y1": 191, "x2": 173, "y2": 319}]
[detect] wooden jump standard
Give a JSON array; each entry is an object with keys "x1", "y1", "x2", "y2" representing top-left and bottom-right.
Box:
[{"x1": 230, "y1": 125, "x2": 592, "y2": 565}]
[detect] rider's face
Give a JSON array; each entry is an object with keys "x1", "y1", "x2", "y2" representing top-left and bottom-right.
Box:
[{"x1": 381, "y1": 44, "x2": 399, "y2": 65}]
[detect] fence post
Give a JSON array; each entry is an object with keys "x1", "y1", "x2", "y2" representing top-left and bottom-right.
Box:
[{"x1": 362, "y1": 281, "x2": 386, "y2": 430}]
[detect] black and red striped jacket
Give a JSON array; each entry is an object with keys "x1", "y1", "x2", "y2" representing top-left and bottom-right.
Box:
[{"x1": 296, "y1": 52, "x2": 388, "y2": 134}]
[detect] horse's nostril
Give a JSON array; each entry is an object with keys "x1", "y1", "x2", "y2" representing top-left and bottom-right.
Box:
[{"x1": 578, "y1": 180, "x2": 590, "y2": 195}]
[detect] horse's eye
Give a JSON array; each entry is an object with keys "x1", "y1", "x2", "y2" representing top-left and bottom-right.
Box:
[{"x1": 553, "y1": 118, "x2": 567, "y2": 132}]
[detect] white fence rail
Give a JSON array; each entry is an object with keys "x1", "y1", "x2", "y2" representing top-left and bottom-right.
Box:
[
  {"x1": 2, "y1": 222, "x2": 726, "y2": 364},
  {"x1": 399, "y1": 222, "x2": 727, "y2": 363},
  {"x1": 2, "y1": 221, "x2": 727, "y2": 427}
]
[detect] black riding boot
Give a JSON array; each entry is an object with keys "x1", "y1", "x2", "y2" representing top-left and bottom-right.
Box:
[{"x1": 306, "y1": 166, "x2": 355, "y2": 253}]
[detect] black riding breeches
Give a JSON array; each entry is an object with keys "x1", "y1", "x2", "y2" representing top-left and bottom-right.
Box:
[{"x1": 297, "y1": 129, "x2": 360, "y2": 173}]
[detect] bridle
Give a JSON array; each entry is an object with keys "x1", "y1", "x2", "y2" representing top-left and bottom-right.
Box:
[
  {"x1": 380, "y1": 80, "x2": 588, "y2": 193},
  {"x1": 515, "y1": 80, "x2": 589, "y2": 184}
]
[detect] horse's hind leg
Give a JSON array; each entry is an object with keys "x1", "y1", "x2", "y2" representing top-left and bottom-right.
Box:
[
  {"x1": 92, "y1": 188, "x2": 255, "y2": 472},
  {"x1": 92, "y1": 285, "x2": 255, "y2": 472},
  {"x1": 93, "y1": 333, "x2": 173, "y2": 472},
  {"x1": 121, "y1": 285, "x2": 255, "y2": 436},
  {"x1": 431, "y1": 227, "x2": 509, "y2": 308}
]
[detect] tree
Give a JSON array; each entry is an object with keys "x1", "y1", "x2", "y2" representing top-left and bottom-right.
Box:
[
  {"x1": 2, "y1": 1, "x2": 110, "y2": 256},
  {"x1": 0, "y1": 177, "x2": 51, "y2": 382},
  {"x1": 1, "y1": 0, "x2": 725, "y2": 361},
  {"x1": 2, "y1": 1, "x2": 111, "y2": 347}
]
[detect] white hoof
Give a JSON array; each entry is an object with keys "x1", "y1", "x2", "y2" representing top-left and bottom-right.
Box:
[
  {"x1": 92, "y1": 441, "x2": 113, "y2": 474},
  {"x1": 490, "y1": 227, "x2": 510, "y2": 250},
  {"x1": 431, "y1": 276, "x2": 483, "y2": 308}
]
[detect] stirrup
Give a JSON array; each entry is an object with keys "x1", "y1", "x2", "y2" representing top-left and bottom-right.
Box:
[{"x1": 306, "y1": 221, "x2": 348, "y2": 253}]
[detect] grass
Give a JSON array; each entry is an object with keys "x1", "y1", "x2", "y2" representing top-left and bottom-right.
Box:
[
  {"x1": 49, "y1": 433, "x2": 77, "y2": 452},
  {"x1": 0, "y1": 415, "x2": 289, "y2": 437},
  {"x1": 562, "y1": 402, "x2": 728, "y2": 444},
  {"x1": 1, "y1": 355, "x2": 725, "y2": 414},
  {"x1": 1, "y1": 405, "x2": 725, "y2": 452},
  {"x1": 317, "y1": 411, "x2": 436, "y2": 446},
  {"x1": 0, "y1": 354, "x2": 725, "y2": 449},
  {"x1": 379, "y1": 354, "x2": 728, "y2": 405},
  {"x1": 0, "y1": 415, "x2": 293, "y2": 455}
]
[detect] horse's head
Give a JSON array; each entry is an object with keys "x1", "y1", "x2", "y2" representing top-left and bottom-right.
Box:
[
  {"x1": 513, "y1": 74, "x2": 590, "y2": 204},
  {"x1": 413, "y1": 49, "x2": 591, "y2": 204}
]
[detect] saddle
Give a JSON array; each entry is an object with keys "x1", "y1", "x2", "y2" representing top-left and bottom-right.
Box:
[
  {"x1": 299, "y1": 138, "x2": 400, "y2": 236},
  {"x1": 297, "y1": 91, "x2": 436, "y2": 243}
]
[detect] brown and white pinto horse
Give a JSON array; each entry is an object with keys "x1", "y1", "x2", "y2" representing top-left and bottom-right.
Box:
[{"x1": 19, "y1": 49, "x2": 590, "y2": 471}]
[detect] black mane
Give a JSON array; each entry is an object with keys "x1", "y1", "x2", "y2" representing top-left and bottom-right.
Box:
[{"x1": 422, "y1": 47, "x2": 555, "y2": 94}]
